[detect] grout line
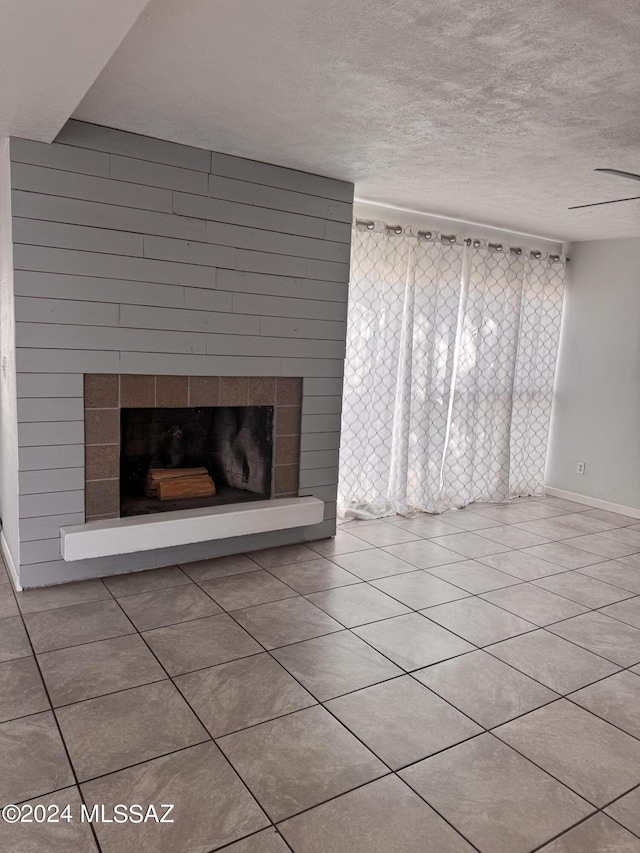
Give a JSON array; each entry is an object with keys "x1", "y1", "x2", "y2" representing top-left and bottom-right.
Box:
[
  {"x1": 105, "y1": 593, "x2": 275, "y2": 837},
  {"x1": 7, "y1": 499, "x2": 640, "y2": 850},
  {"x1": 1, "y1": 571, "x2": 104, "y2": 853}
]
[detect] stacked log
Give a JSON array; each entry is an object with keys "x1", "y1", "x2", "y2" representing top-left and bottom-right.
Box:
[{"x1": 145, "y1": 467, "x2": 216, "y2": 501}]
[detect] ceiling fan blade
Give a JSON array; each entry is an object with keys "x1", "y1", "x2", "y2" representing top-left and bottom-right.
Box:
[
  {"x1": 568, "y1": 195, "x2": 640, "y2": 210},
  {"x1": 594, "y1": 168, "x2": 640, "y2": 182}
]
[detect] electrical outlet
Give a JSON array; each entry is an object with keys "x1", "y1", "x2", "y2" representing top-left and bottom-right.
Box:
[{"x1": 577, "y1": 461, "x2": 586, "y2": 475}]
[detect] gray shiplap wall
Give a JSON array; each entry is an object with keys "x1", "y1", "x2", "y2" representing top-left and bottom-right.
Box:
[{"x1": 9, "y1": 121, "x2": 352, "y2": 588}]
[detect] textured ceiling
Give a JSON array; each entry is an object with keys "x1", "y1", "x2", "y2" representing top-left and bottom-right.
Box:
[
  {"x1": 0, "y1": 0, "x2": 149, "y2": 142},
  {"x1": 73, "y1": 0, "x2": 640, "y2": 241}
]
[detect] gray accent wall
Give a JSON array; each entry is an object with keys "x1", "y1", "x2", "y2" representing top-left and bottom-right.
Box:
[
  {"x1": 1, "y1": 139, "x2": 20, "y2": 583},
  {"x1": 8, "y1": 121, "x2": 353, "y2": 588}
]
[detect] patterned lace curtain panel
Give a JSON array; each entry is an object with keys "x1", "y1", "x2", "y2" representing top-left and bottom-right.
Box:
[{"x1": 338, "y1": 224, "x2": 566, "y2": 520}]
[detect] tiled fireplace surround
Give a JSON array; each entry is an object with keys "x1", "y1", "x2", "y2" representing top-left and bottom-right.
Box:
[{"x1": 84, "y1": 374, "x2": 302, "y2": 522}]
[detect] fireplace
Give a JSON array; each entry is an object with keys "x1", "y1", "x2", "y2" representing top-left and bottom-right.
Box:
[
  {"x1": 83, "y1": 374, "x2": 302, "y2": 522},
  {"x1": 120, "y1": 406, "x2": 274, "y2": 517}
]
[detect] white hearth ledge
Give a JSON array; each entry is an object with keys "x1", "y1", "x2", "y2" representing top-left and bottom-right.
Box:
[{"x1": 61, "y1": 497, "x2": 324, "y2": 562}]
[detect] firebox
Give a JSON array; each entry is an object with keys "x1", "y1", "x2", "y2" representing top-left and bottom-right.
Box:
[{"x1": 120, "y1": 406, "x2": 274, "y2": 517}]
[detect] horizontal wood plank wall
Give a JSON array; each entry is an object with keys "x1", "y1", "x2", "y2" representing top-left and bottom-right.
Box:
[{"x1": 10, "y1": 122, "x2": 352, "y2": 587}]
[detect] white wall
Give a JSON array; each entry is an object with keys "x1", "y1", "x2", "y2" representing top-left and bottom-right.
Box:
[
  {"x1": 546, "y1": 237, "x2": 640, "y2": 511},
  {"x1": 0, "y1": 139, "x2": 20, "y2": 578}
]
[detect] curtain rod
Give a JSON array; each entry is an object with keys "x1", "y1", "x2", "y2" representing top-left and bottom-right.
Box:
[
  {"x1": 355, "y1": 219, "x2": 568, "y2": 262},
  {"x1": 354, "y1": 196, "x2": 562, "y2": 244}
]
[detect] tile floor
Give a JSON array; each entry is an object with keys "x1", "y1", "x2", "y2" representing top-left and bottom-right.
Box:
[{"x1": 2, "y1": 496, "x2": 640, "y2": 851}]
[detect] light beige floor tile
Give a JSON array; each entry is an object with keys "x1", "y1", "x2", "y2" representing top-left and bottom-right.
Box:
[
  {"x1": 102, "y1": 565, "x2": 190, "y2": 597},
  {"x1": 305, "y1": 583, "x2": 410, "y2": 627},
  {"x1": 390, "y1": 515, "x2": 464, "y2": 536},
  {"x1": 0, "y1": 615, "x2": 32, "y2": 661},
  {"x1": 478, "y1": 525, "x2": 550, "y2": 549},
  {"x1": 38, "y1": 634, "x2": 166, "y2": 706},
  {"x1": 0, "y1": 786, "x2": 98, "y2": 852},
  {"x1": 416, "y1": 649, "x2": 558, "y2": 728},
  {"x1": 438, "y1": 510, "x2": 504, "y2": 531},
  {"x1": 329, "y1": 549, "x2": 417, "y2": 580},
  {"x1": 223, "y1": 829, "x2": 290, "y2": 853},
  {"x1": 579, "y1": 560, "x2": 640, "y2": 593},
  {"x1": 481, "y1": 584, "x2": 588, "y2": 626},
  {"x1": 248, "y1": 543, "x2": 318, "y2": 569},
  {"x1": 0, "y1": 584, "x2": 19, "y2": 618},
  {"x1": 600, "y1": 526, "x2": 640, "y2": 548},
  {"x1": 547, "y1": 611, "x2": 640, "y2": 667},
  {"x1": 56, "y1": 680, "x2": 208, "y2": 781},
  {"x1": 539, "y1": 813, "x2": 640, "y2": 852},
  {"x1": 200, "y1": 569, "x2": 297, "y2": 610},
  {"x1": 583, "y1": 508, "x2": 639, "y2": 526},
  {"x1": 400, "y1": 733, "x2": 592, "y2": 853},
  {"x1": 551, "y1": 513, "x2": 619, "y2": 534},
  {"x1": 563, "y1": 534, "x2": 640, "y2": 559},
  {"x1": 232, "y1": 596, "x2": 343, "y2": 649},
  {"x1": 427, "y1": 560, "x2": 521, "y2": 594},
  {"x1": 605, "y1": 787, "x2": 640, "y2": 837},
  {"x1": 0, "y1": 655, "x2": 49, "y2": 722},
  {"x1": 267, "y1": 558, "x2": 360, "y2": 594},
  {"x1": 423, "y1": 597, "x2": 536, "y2": 645},
  {"x1": 471, "y1": 505, "x2": 539, "y2": 524},
  {"x1": 307, "y1": 530, "x2": 371, "y2": 557},
  {"x1": 180, "y1": 553, "x2": 261, "y2": 582},
  {"x1": 347, "y1": 523, "x2": 420, "y2": 547},
  {"x1": 279, "y1": 774, "x2": 474, "y2": 853},
  {"x1": 82, "y1": 742, "x2": 269, "y2": 852},
  {"x1": 142, "y1": 613, "x2": 261, "y2": 675},
  {"x1": 116, "y1": 583, "x2": 222, "y2": 631},
  {"x1": 570, "y1": 671, "x2": 640, "y2": 740},
  {"x1": 480, "y1": 550, "x2": 567, "y2": 580},
  {"x1": 514, "y1": 519, "x2": 583, "y2": 540},
  {"x1": 218, "y1": 705, "x2": 386, "y2": 822},
  {"x1": 429, "y1": 532, "x2": 511, "y2": 559},
  {"x1": 16, "y1": 579, "x2": 110, "y2": 614},
  {"x1": 488, "y1": 629, "x2": 620, "y2": 694},
  {"x1": 272, "y1": 631, "x2": 402, "y2": 700},
  {"x1": 495, "y1": 700, "x2": 640, "y2": 806},
  {"x1": 371, "y1": 571, "x2": 469, "y2": 609},
  {"x1": 533, "y1": 571, "x2": 634, "y2": 608},
  {"x1": 353, "y1": 612, "x2": 474, "y2": 671},
  {"x1": 175, "y1": 652, "x2": 315, "y2": 737},
  {"x1": 0, "y1": 711, "x2": 73, "y2": 804},
  {"x1": 383, "y1": 540, "x2": 465, "y2": 569},
  {"x1": 522, "y1": 541, "x2": 605, "y2": 569},
  {"x1": 24, "y1": 599, "x2": 134, "y2": 653},
  {"x1": 326, "y1": 676, "x2": 481, "y2": 769},
  {"x1": 600, "y1": 595, "x2": 640, "y2": 629}
]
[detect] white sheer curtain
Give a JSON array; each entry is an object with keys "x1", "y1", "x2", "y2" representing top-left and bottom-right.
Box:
[{"x1": 338, "y1": 224, "x2": 566, "y2": 519}]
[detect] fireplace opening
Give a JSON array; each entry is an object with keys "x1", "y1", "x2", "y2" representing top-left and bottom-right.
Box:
[{"x1": 120, "y1": 406, "x2": 274, "y2": 517}]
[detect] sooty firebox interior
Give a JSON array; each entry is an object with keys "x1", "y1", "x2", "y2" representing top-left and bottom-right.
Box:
[{"x1": 120, "y1": 406, "x2": 274, "y2": 517}]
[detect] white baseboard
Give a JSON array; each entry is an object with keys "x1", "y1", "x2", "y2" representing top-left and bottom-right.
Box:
[
  {"x1": 544, "y1": 486, "x2": 640, "y2": 520},
  {"x1": 0, "y1": 530, "x2": 21, "y2": 591}
]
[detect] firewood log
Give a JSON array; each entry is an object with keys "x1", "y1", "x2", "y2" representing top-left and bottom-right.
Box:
[{"x1": 157, "y1": 474, "x2": 216, "y2": 500}]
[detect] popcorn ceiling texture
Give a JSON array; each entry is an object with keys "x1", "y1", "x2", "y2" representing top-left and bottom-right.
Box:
[{"x1": 75, "y1": 0, "x2": 640, "y2": 240}]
